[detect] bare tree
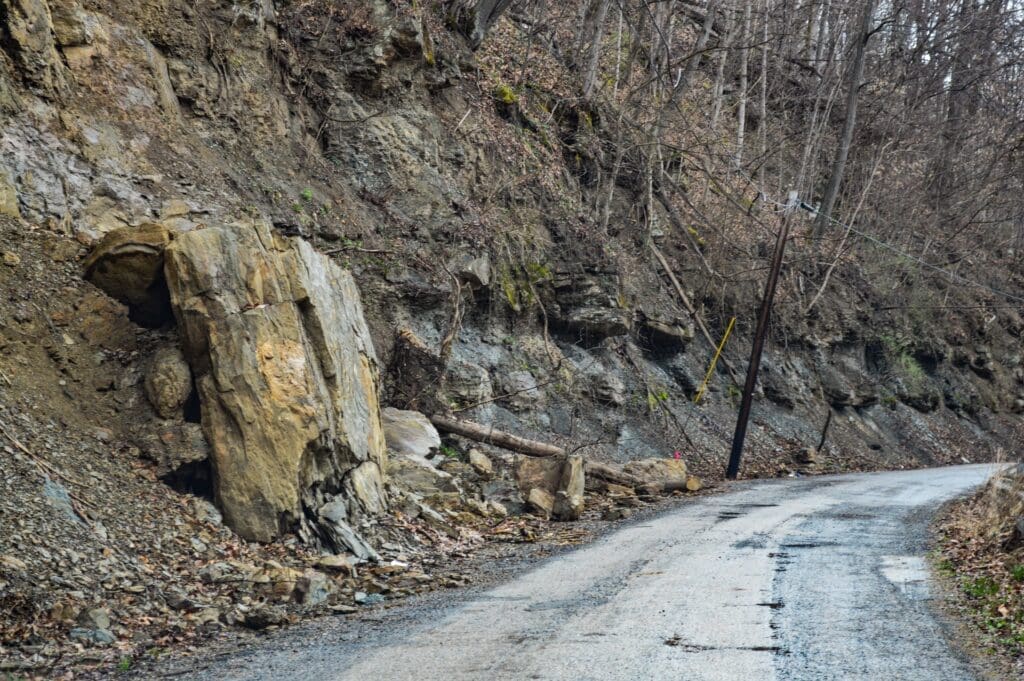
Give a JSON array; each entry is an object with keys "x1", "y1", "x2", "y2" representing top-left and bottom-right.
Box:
[{"x1": 812, "y1": 0, "x2": 876, "y2": 252}]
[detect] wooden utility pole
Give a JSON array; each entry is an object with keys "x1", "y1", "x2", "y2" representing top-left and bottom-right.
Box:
[{"x1": 726, "y1": 192, "x2": 798, "y2": 480}]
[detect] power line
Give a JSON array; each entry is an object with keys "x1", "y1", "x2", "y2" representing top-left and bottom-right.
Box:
[
  {"x1": 731, "y1": 169, "x2": 1024, "y2": 305},
  {"x1": 798, "y1": 201, "x2": 1024, "y2": 305}
]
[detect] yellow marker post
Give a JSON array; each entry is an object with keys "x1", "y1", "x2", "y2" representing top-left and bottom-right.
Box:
[{"x1": 693, "y1": 317, "x2": 735, "y2": 405}]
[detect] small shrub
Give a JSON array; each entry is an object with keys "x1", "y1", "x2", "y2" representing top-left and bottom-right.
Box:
[
  {"x1": 646, "y1": 388, "x2": 670, "y2": 409},
  {"x1": 494, "y1": 83, "x2": 518, "y2": 105}
]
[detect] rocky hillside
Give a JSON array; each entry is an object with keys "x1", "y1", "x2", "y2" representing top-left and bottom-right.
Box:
[{"x1": 1, "y1": 0, "x2": 1022, "y2": 675}]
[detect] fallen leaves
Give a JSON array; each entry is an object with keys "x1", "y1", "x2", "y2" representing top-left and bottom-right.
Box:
[{"x1": 936, "y1": 472, "x2": 1024, "y2": 663}]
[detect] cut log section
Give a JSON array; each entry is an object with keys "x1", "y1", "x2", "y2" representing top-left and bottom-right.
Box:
[
  {"x1": 584, "y1": 461, "x2": 646, "y2": 488},
  {"x1": 639, "y1": 476, "x2": 703, "y2": 496}
]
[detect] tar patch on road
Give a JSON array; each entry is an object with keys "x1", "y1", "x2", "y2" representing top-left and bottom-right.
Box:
[
  {"x1": 778, "y1": 541, "x2": 836, "y2": 549},
  {"x1": 663, "y1": 634, "x2": 789, "y2": 655}
]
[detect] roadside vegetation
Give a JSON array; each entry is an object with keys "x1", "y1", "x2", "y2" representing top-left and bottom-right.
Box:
[{"x1": 936, "y1": 463, "x2": 1024, "y2": 673}]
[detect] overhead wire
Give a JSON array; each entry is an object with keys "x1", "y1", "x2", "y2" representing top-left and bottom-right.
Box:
[{"x1": 730, "y1": 168, "x2": 1024, "y2": 306}]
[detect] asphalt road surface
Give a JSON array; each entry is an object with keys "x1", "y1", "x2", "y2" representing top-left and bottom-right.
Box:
[{"x1": 186, "y1": 465, "x2": 998, "y2": 681}]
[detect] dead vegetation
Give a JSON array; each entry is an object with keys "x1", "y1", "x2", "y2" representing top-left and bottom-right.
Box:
[{"x1": 936, "y1": 460, "x2": 1024, "y2": 671}]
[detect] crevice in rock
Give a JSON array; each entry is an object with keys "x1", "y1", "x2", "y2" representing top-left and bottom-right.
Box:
[
  {"x1": 126, "y1": 273, "x2": 175, "y2": 328},
  {"x1": 865, "y1": 340, "x2": 885, "y2": 374},
  {"x1": 161, "y1": 457, "x2": 213, "y2": 499},
  {"x1": 182, "y1": 382, "x2": 202, "y2": 424}
]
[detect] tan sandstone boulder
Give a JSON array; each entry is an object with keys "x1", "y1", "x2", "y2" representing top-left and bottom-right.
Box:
[
  {"x1": 623, "y1": 457, "x2": 688, "y2": 484},
  {"x1": 163, "y1": 220, "x2": 386, "y2": 542},
  {"x1": 514, "y1": 454, "x2": 585, "y2": 521},
  {"x1": 83, "y1": 223, "x2": 172, "y2": 326},
  {"x1": 144, "y1": 346, "x2": 192, "y2": 419}
]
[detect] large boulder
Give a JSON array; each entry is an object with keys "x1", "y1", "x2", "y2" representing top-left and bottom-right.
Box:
[
  {"x1": 381, "y1": 408, "x2": 458, "y2": 496},
  {"x1": 387, "y1": 457, "x2": 460, "y2": 496},
  {"x1": 164, "y1": 220, "x2": 386, "y2": 542},
  {"x1": 382, "y1": 407, "x2": 441, "y2": 459},
  {"x1": 552, "y1": 455, "x2": 585, "y2": 520},
  {"x1": 514, "y1": 455, "x2": 563, "y2": 495}
]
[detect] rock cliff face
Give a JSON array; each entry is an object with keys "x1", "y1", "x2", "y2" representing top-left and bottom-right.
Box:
[
  {"x1": 0, "y1": 0, "x2": 1021, "y2": 543},
  {"x1": 80, "y1": 217, "x2": 389, "y2": 543}
]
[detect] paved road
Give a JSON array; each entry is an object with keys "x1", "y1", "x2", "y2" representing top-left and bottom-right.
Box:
[{"x1": 190, "y1": 465, "x2": 998, "y2": 681}]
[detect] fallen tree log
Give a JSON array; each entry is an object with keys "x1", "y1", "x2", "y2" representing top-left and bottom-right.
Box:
[
  {"x1": 430, "y1": 414, "x2": 703, "y2": 496},
  {"x1": 584, "y1": 461, "x2": 646, "y2": 488},
  {"x1": 429, "y1": 414, "x2": 565, "y2": 458},
  {"x1": 639, "y1": 478, "x2": 703, "y2": 496}
]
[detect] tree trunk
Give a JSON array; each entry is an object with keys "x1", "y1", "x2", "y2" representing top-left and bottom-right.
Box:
[
  {"x1": 581, "y1": 0, "x2": 611, "y2": 99},
  {"x1": 811, "y1": 0, "x2": 874, "y2": 250},
  {"x1": 734, "y1": 0, "x2": 752, "y2": 168},
  {"x1": 449, "y1": 0, "x2": 517, "y2": 49},
  {"x1": 675, "y1": 0, "x2": 720, "y2": 96},
  {"x1": 430, "y1": 414, "x2": 565, "y2": 457},
  {"x1": 585, "y1": 461, "x2": 647, "y2": 488},
  {"x1": 710, "y1": 4, "x2": 735, "y2": 130},
  {"x1": 758, "y1": 0, "x2": 769, "y2": 189}
]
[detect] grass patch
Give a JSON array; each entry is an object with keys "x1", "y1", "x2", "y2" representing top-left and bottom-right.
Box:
[{"x1": 963, "y1": 576, "x2": 1000, "y2": 599}]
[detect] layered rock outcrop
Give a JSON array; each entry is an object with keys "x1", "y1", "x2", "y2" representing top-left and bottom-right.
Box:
[{"x1": 0, "y1": 0, "x2": 68, "y2": 95}]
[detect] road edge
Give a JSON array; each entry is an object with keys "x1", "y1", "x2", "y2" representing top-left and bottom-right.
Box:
[{"x1": 929, "y1": 494, "x2": 1020, "y2": 681}]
